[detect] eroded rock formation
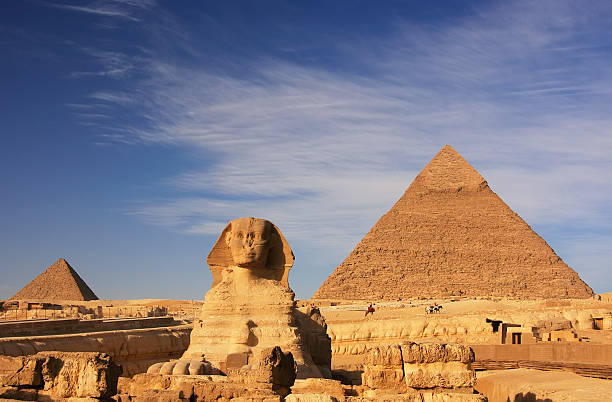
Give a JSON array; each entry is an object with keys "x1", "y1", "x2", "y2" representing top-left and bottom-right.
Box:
[
  {"x1": 0, "y1": 351, "x2": 120, "y2": 400},
  {"x1": 0, "y1": 325, "x2": 191, "y2": 377},
  {"x1": 120, "y1": 346, "x2": 297, "y2": 401},
  {"x1": 314, "y1": 145, "x2": 593, "y2": 300},
  {"x1": 361, "y1": 343, "x2": 475, "y2": 392}
]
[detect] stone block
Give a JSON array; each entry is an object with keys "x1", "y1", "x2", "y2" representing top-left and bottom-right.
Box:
[
  {"x1": 228, "y1": 347, "x2": 296, "y2": 387},
  {"x1": 403, "y1": 361, "x2": 475, "y2": 389},
  {"x1": 227, "y1": 352, "x2": 250, "y2": 369},
  {"x1": 361, "y1": 365, "x2": 406, "y2": 391},
  {"x1": 285, "y1": 394, "x2": 339, "y2": 402},
  {"x1": 0, "y1": 352, "x2": 121, "y2": 400},
  {"x1": 401, "y1": 342, "x2": 474, "y2": 364},
  {"x1": 133, "y1": 388, "x2": 188, "y2": 401},
  {"x1": 364, "y1": 345, "x2": 403, "y2": 366},
  {"x1": 420, "y1": 392, "x2": 487, "y2": 402},
  {"x1": 0, "y1": 356, "x2": 42, "y2": 387},
  {"x1": 291, "y1": 378, "x2": 345, "y2": 399},
  {"x1": 38, "y1": 351, "x2": 121, "y2": 398}
]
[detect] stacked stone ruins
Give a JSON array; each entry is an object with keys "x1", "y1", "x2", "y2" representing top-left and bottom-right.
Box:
[
  {"x1": 314, "y1": 145, "x2": 594, "y2": 301},
  {"x1": 10, "y1": 258, "x2": 98, "y2": 301},
  {"x1": 0, "y1": 352, "x2": 121, "y2": 401}
]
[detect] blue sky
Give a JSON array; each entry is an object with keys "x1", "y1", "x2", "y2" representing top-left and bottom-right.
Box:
[{"x1": 1, "y1": 0, "x2": 611, "y2": 300}]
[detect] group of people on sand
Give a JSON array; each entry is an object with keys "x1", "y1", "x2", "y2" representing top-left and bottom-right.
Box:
[{"x1": 426, "y1": 302, "x2": 443, "y2": 314}]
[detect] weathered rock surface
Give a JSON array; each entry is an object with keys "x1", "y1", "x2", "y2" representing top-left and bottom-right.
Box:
[
  {"x1": 0, "y1": 325, "x2": 191, "y2": 377},
  {"x1": 361, "y1": 345, "x2": 406, "y2": 391},
  {"x1": 361, "y1": 342, "x2": 475, "y2": 392},
  {"x1": 325, "y1": 302, "x2": 611, "y2": 360},
  {"x1": 0, "y1": 351, "x2": 120, "y2": 400},
  {"x1": 10, "y1": 258, "x2": 98, "y2": 301},
  {"x1": 119, "y1": 346, "x2": 297, "y2": 401},
  {"x1": 401, "y1": 342, "x2": 474, "y2": 364},
  {"x1": 290, "y1": 378, "x2": 346, "y2": 400},
  {"x1": 286, "y1": 394, "x2": 339, "y2": 402},
  {"x1": 314, "y1": 145, "x2": 593, "y2": 300},
  {"x1": 227, "y1": 346, "x2": 297, "y2": 390},
  {"x1": 0, "y1": 355, "x2": 42, "y2": 388}
]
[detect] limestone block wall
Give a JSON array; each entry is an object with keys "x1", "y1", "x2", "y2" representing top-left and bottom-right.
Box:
[
  {"x1": 361, "y1": 342, "x2": 475, "y2": 391},
  {"x1": 326, "y1": 308, "x2": 611, "y2": 358},
  {"x1": 361, "y1": 344, "x2": 406, "y2": 391},
  {"x1": 0, "y1": 325, "x2": 191, "y2": 377},
  {"x1": 329, "y1": 316, "x2": 496, "y2": 358},
  {"x1": 0, "y1": 316, "x2": 177, "y2": 338}
]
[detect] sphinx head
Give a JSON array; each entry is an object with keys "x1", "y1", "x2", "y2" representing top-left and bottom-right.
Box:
[
  {"x1": 225, "y1": 217, "x2": 272, "y2": 269},
  {"x1": 207, "y1": 217, "x2": 294, "y2": 288}
]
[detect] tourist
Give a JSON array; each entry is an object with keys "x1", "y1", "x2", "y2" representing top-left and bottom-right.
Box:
[{"x1": 365, "y1": 303, "x2": 375, "y2": 317}]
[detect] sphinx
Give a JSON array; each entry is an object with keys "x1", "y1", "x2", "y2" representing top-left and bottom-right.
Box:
[{"x1": 149, "y1": 217, "x2": 330, "y2": 379}]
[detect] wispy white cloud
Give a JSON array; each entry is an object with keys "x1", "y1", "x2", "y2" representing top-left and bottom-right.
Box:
[
  {"x1": 89, "y1": 91, "x2": 136, "y2": 105},
  {"x1": 50, "y1": 4, "x2": 140, "y2": 21},
  {"x1": 68, "y1": 48, "x2": 138, "y2": 79},
  {"x1": 48, "y1": 0, "x2": 155, "y2": 22},
  {"x1": 73, "y1": 0, "x2": 612, "y2": 294}
]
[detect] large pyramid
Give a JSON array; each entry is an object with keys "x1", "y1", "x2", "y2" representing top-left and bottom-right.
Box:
[
  {"x1": 10, "y1": 258, "x2": 98, "y2": 301},
  {"x1": 313, "y1": 145, "x2": 593, "y2": 300}
]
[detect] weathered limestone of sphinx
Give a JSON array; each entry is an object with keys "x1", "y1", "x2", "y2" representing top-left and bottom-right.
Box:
[
  {"x1": 152, "y1": 217, "x2": 331, "y2": 379},
  {"x1": 122, "y1": 347, "x2": 297, "y2": 401}
]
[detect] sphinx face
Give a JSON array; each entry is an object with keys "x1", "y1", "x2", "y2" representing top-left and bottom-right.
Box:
[{"x1": 226, "y1": 218, "x2": 272, "y2": 269}]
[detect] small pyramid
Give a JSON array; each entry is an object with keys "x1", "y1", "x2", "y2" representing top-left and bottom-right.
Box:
[
  {"x1": 10, "y1": 258, "x2": 98, "y2": 301},
  {"x1": 313, "y1": 145, "x2": 594, "y2": 300}
]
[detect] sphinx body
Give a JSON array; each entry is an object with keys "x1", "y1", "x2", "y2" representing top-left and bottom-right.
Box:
[{"x1": 180, "y1": 217, "x2": 330, "y2": 378}]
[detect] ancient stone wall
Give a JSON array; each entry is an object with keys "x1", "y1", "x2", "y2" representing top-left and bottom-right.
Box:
[
  {"x1": 326, "y1": 307, "x2": 609, "y2": 361},
  {"x1": 0, "y1": 325, "x2": 191, "y2": 377},
  {"x1": 361, "y1": 343, "x2": 475, "y2": 391},
  {"x1": 0, "y1": 316, "x2": 177, "y2": 338}
]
